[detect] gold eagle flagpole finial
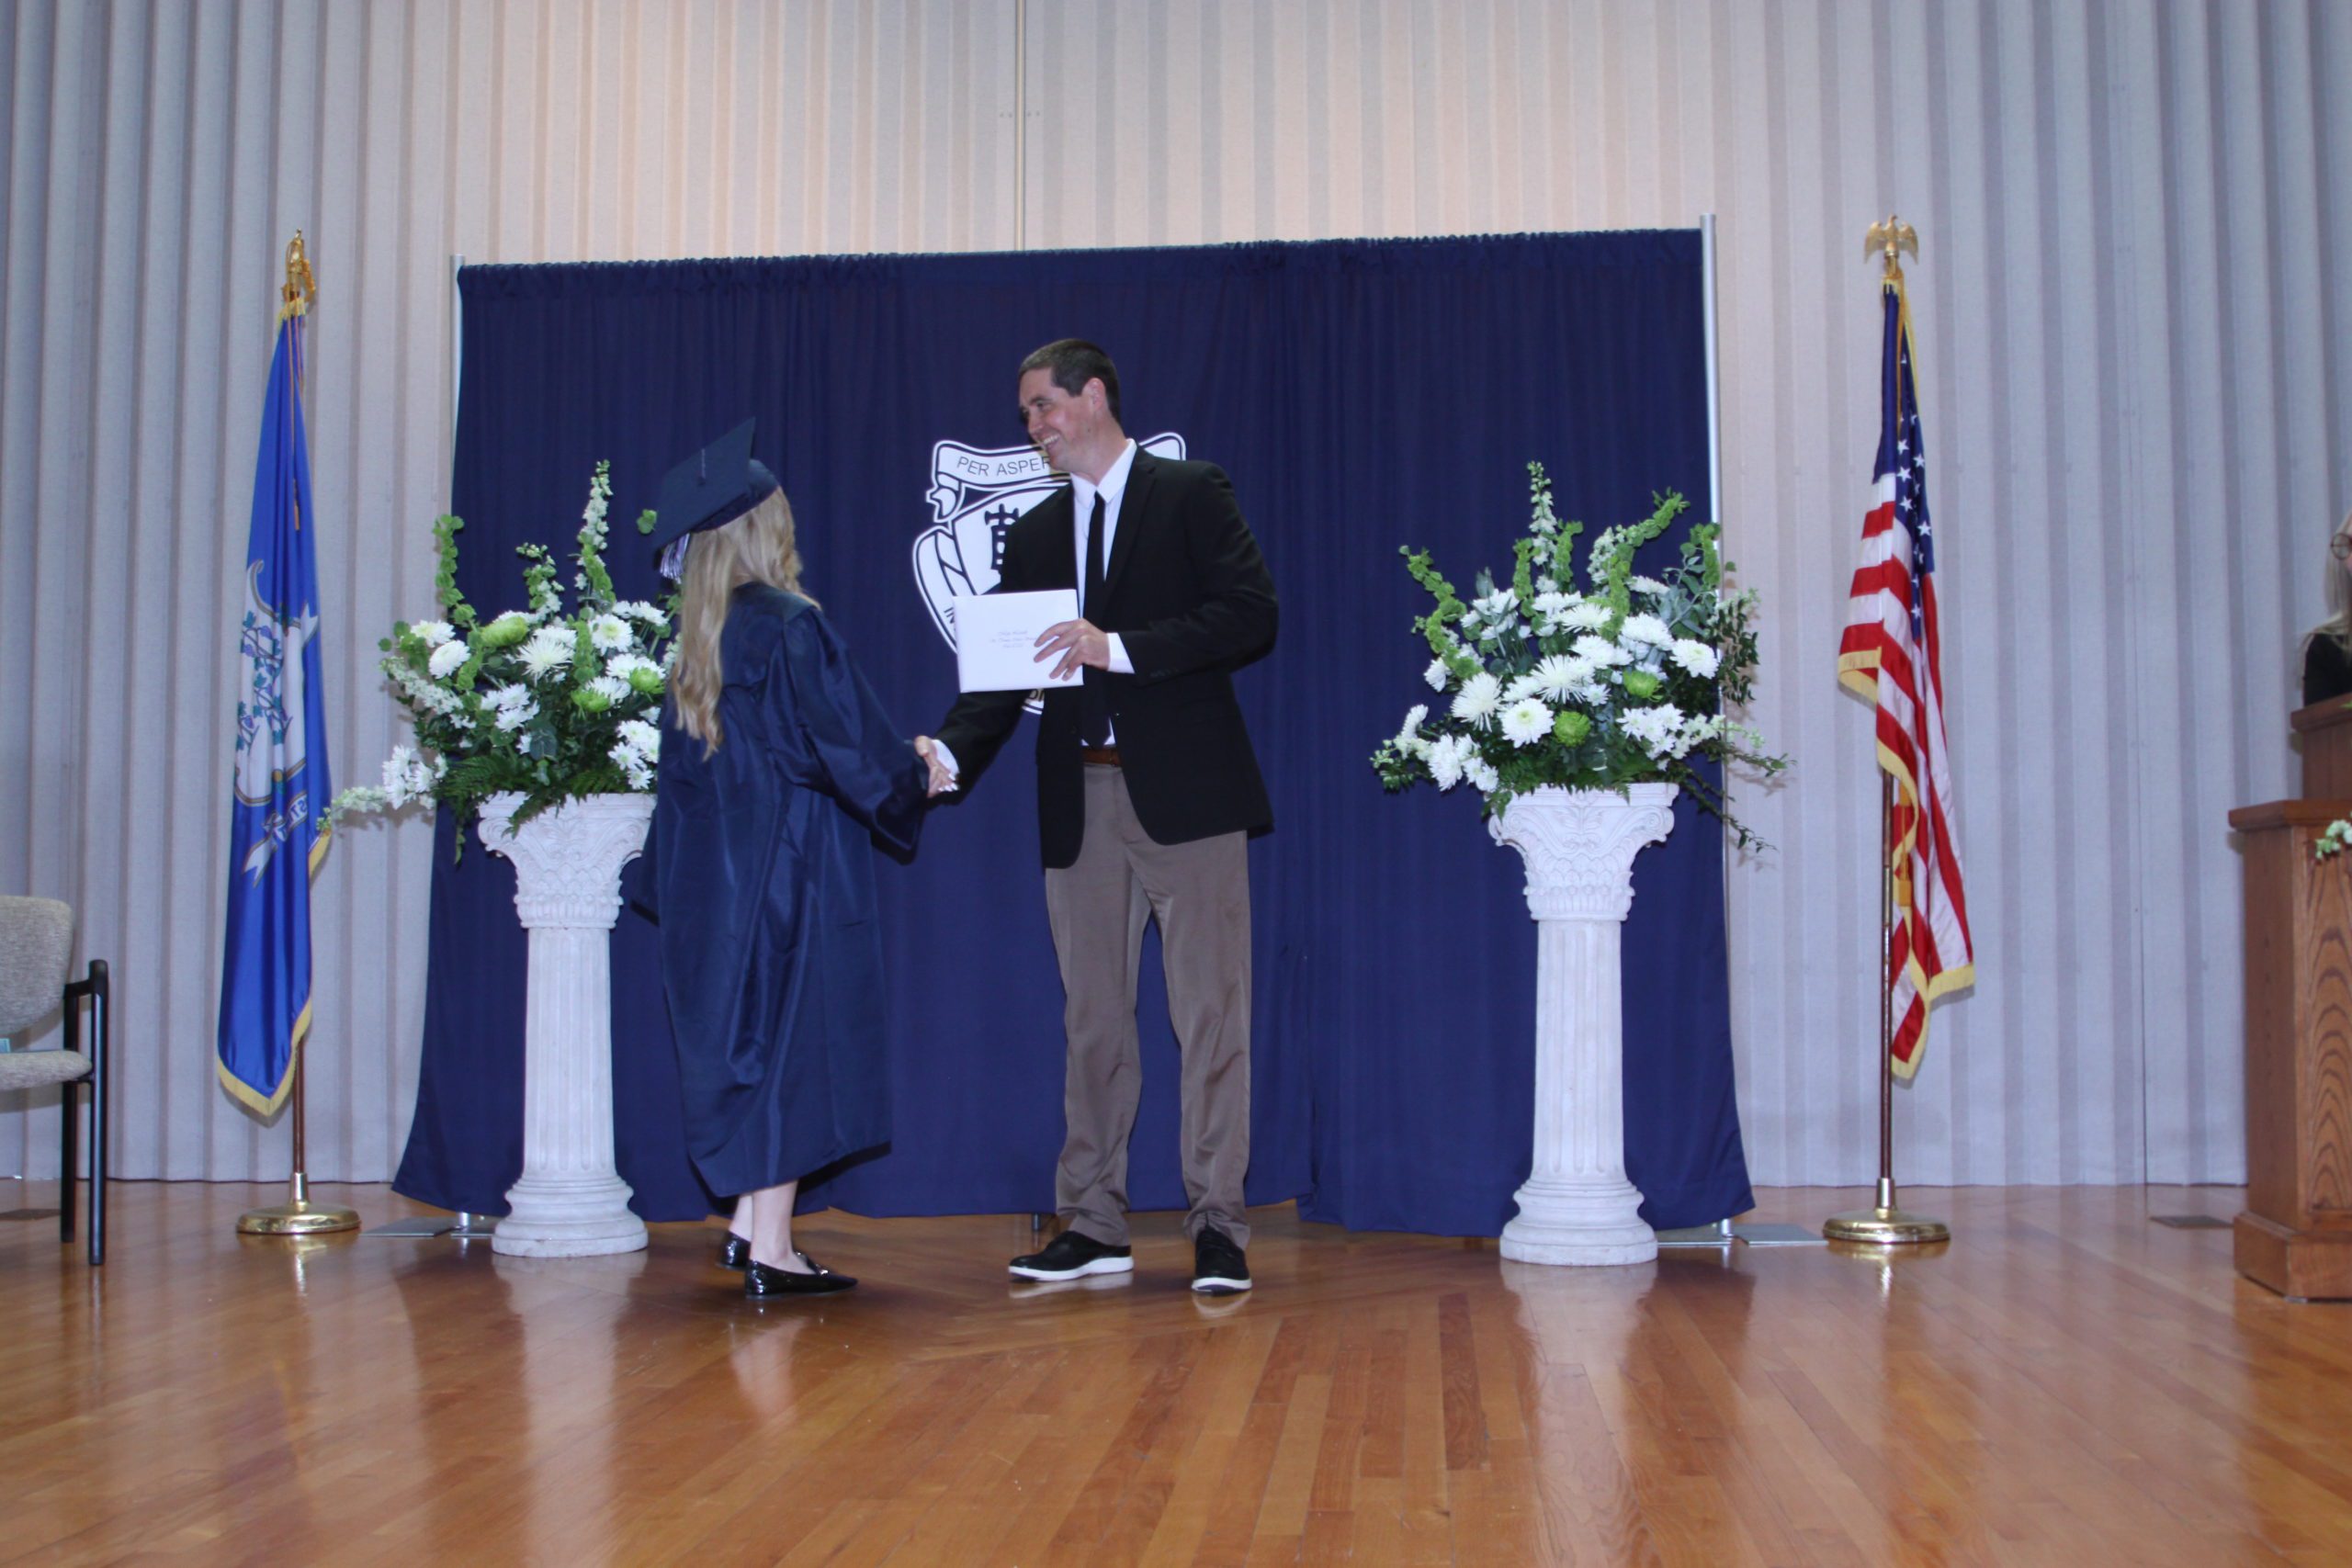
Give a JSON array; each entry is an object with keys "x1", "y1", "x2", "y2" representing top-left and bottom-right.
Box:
[
  {"x1": 281, "y1": 231, "x2": 317, "y2": 321},
  {"x1": 1865, "y1": 215, "x2": 1917, "y2": 287}
]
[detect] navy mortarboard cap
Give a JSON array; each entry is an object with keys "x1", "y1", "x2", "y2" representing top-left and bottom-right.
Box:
[{"x1": 642, "y1": 419, "x2": 780, "y2": 579}]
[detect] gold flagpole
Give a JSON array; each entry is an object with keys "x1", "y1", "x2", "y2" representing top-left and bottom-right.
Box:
[
  {"x1": 1826, "y1": 218, "x2": 1949, "y2": 1247},
  {"x1": 240, "y1": 232, "x2": 357, "y2": 1239}
]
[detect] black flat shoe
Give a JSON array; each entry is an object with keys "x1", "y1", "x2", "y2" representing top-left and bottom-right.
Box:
[
  {"x1": 744, "y1": 1252, "x2": 856, "y2": 1298},
  {"x1": 718, "y1": 1235, "x2": 751, "y2": 1271}
]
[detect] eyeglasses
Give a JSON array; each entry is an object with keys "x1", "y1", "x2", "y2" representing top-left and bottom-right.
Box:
[{"x1": 2334, "y1": 534, "x2": 2352, "y2": 561}]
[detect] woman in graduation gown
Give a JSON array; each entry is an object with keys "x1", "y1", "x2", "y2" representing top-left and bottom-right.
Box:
[{"x1": 634, "y1": 422, "x2": 945, "y2": 1299}]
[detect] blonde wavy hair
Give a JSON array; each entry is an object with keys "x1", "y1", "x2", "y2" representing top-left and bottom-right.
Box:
[{"x1": 669, "y1": 489, "x2": 811, "y2": 755}]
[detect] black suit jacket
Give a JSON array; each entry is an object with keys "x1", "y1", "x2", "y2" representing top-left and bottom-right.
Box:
[{"x1": 938, "y1": 449, "x2": 1277, "y2": 869}]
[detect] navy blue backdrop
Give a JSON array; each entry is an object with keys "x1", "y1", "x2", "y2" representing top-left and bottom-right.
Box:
[{"x1": 393, "y1": 229, "x2": 1754, "y2": 1236}]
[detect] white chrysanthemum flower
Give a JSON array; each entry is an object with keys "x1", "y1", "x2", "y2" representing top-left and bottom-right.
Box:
[
  {"x1": 588, "y1": 674, "x2": 630, "y2": 702},
  {"x1": 611, "y1": 600, "x2": 666, "y2": 626},
  {"x1": 611, "y1": 722, "x2": 655, "y2": 787},
  {"x1": 492, "y1": 698, "x2": 537, "y2": 732},
  {"x1": 1393, "y1": 704, "x2": 1429, "y2": 749},
  {"x1": 1669, "y1": 638, "x2": 1721, "y2": 679},
  {"x1": 588, "y1": 614, "x2": 632, "y2": 652},
  {"x1": 1629, "y1": 575, "x2": 1668, "y2": 596},
  {"x1": 1526, "y1": 654, "x2": 1586, "y2": 703},
  {"x1": 519, "y1": 626, "x2": 575, "y2": 681},
  {"x1": 1618, "y1": 613, "x2": 1673, "y2": 649},
  {"x1": 1535, "y1": 576, "x2": 1560, "y2": 594},
  {"x1": 1423, "y1": 658, "x2": 1453, "y2": 692},
  {"x1": 1621, "y1": 703, "x2": 1692, "y2": 760},
  {"x1": 1451, "y1": 671, "x2": 1502, "y2": 728},
  {"x1": 616, "y1": 718, "x2": 662, "y2": 759},
  {"x1": 412, "y1": 620, "x2": 455, "y2": 648},
  {"x1": 604, "y1": 651, "x2": 658, "y2": 682},
  {"x1": 1500, "y1": 697, "x2": 1554, "y2": 747},
  {"x1": 1558, "y1": 601, "x2": 1611, "y2": 632},
  {"x1": 1428, "y1": 733, "x2": 1467, "y2": 790},
  {"x1": 379, "y1": 745, "x2": 446, "y2": 807},
  {"x1": 1502, "y1": 671, "x2": 1545, "y2": 705},
  {"x1": 427, "y1": 639, "x2": 469, "y2": 680},
  {"x1": 1465, "y1": 756, "x2": 1500, "y2": 794},
  {"x1": 1572, "y1": 634, "x2": 1632, "y2": 667}
]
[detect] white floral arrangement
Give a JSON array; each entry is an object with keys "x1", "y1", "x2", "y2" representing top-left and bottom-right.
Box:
[
  {"x1": 1372, "y1": 462, "x2": 1785, "y2": 845},
  {"x1": 330, "y1": 460, "x2": 673, "y2": 841}
]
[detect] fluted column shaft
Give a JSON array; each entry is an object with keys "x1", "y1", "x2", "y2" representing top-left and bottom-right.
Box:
[
  {"x1": 479, "y1": 792, "x2": 653, "y2": 1258},
  {"x1": 1489, "y1": 784, "x2": 1678, "y2": 1266}
]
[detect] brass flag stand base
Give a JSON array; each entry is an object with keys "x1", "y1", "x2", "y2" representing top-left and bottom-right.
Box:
[
  {"x1": 1824, "y1": 1178, "x2": 1950, "y2": 1246},
  {"x1": 238, "y1": 1171, "x2": 360, "y2": 1236},
  {"x1": 237, "y1": 1025, "x2": 358, "y2": 1236}
]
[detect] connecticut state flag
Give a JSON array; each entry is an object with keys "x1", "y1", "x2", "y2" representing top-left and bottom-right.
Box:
[{"x1": 216, "y1": 308, "x2": 331, "y2": 1115}]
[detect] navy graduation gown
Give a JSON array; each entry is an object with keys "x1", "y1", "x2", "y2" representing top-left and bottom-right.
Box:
[{"x1": 634, "y1": 585, "x2": 928, "y2": 1197}]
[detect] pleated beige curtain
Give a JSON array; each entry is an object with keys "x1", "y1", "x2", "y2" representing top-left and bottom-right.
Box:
[{"x1": 3, "y1": 0, "x2": 2345, "y2": 1189}]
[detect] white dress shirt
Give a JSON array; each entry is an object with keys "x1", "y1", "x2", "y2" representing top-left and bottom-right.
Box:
[
  {"x1": 1071, "y1": 439, "x2": 1139, "y2": 680},
  {"x1": 929, "y1": 438, "x2": 1140, "y2": 785}
]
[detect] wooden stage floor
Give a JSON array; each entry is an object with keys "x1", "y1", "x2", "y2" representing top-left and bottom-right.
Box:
[{"x1": 1, "y1": 1182, "x2": 2343, "y2": 1565}]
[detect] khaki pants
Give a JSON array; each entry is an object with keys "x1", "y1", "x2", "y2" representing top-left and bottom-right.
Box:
[{"x1": 1044, "y1": 763, "x2": 1251, "y2": 1247}]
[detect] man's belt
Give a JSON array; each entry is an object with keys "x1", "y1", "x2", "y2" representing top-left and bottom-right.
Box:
[{"x1": 1080, "y1": 746, "x2": 1122, "y2": 767}]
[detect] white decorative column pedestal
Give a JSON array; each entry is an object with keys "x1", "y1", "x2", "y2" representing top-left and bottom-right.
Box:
[
  {"x1": 1488, "y1": 784, "x2": 1679, "y2": 1267},
  {"x1": 478, "y1": 791, "x2": 654, "y2": 1258}
]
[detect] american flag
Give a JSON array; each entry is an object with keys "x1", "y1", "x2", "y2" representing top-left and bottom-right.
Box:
[{"x1": 1837, "y1": 283, "x2": 1974, "y2": 1078}]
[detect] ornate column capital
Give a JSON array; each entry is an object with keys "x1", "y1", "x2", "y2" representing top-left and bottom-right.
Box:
[
  {"x1": 478, "y1": 793, "x2": 656, "y2": 928},
  {"x1": 1488, "y1": 784, "x2": 1679, "y2": 923}
]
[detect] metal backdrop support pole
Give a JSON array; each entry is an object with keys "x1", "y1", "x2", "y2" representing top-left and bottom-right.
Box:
[
  {"x1": 1826, "y1": 220, "x2": 1949, "y2": 1247},
  {"x1": 1012, "y1": 0, "x2": 1027, "y2": 252},
  {"x1": 1701, "y1": 213, "x2": 1722, "y2": 529}
]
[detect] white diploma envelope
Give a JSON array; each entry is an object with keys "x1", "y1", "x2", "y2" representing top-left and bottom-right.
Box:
[{"x1": 953, "y1": 589, "x2": 1083, "y2": 693}]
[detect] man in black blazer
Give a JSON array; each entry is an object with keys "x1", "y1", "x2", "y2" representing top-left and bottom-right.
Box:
[{"x1": 923, "y1": 339, "x2": 1276, "y2": 1294}]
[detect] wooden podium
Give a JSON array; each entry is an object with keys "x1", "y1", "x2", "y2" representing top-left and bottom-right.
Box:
[{"x1": 2230, "y1": 697, "x2": 2352, "y2": 1298}]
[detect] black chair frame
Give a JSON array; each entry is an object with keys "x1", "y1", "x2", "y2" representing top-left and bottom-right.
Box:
[{"x1": 56, "y1": 959, "x2": 108, "y2": 1265}]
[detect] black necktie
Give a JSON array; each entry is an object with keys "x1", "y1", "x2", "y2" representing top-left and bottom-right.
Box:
[{"x1": 1080, "y1": 490, "x2": 1110, "y2": 745}]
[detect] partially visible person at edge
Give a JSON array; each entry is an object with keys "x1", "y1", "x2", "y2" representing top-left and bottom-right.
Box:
[
  {"x1": 922, "y1": 339, "x2": 1278, "y2": 1297},
  {"x1": 628, "y1": 421, "x2": 956, "y2": 1301},
  {"x1": 2305, "y1": 509, "x2": 2352, "y2": 707}
]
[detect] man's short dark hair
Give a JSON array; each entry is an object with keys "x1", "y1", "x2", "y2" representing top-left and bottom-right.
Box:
[{"x1": 1020, "y1": 339, "x2": 1121, "y2": 423}]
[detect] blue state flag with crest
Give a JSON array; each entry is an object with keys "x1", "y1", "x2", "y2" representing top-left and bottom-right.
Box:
[{"x1": 217, "y1": 308, "x2": 331, "y2": 1116}]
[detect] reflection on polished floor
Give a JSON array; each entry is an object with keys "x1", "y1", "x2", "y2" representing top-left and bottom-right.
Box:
[{"x1": 0, "y1": 1182, "x2": 2340, "y2": 1565}]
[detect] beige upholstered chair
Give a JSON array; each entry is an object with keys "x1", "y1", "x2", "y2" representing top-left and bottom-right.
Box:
[{"x1": 0, "y1": 897, "x2": 109, "y2": 1263}]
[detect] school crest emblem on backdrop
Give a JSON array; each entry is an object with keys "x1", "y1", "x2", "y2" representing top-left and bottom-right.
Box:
[{"x1": 911, "y1": 433, "x2": 1187, "y2": 707}]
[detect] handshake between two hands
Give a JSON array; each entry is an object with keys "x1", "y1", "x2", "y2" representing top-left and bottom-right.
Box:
[
  {"x1": 910, "y1": 616, "x2": 1112, "y2": 801},
  {"x1": 912, "y1": 737, "x2": 956, "y2": 798}
]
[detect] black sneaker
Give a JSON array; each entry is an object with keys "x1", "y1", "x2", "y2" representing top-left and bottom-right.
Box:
[
  {"x1": 1009, "y1": 1228, "x2": 1134, "y2": 1280},
  {"x1": 1192, "y1": 1226, "x2": 1251, "y2": 1294}
]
